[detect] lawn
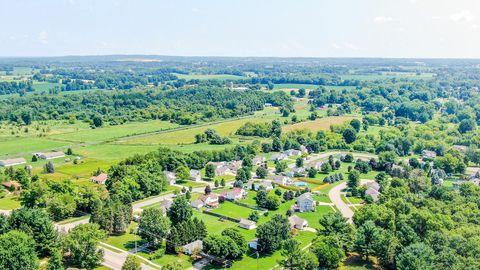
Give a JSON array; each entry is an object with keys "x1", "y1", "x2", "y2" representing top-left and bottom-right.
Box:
[
  {"x1": 104, "y1": 222, "x2": 146, "y2": 251},
  {"x1": 0, "y1": 194, "x2": 21, "y2": 210},
  {"x1": 283, "y1": 116, "x2": 359, "y2": 133},
  {"x1": 342, "y1": 195, "x2": 365, "y2": 204},
  {"x1": 209, "y1": 201, "x2": 255, "y2": 220},
  {"x1": 173, "y1": 73, "x2": 246, "y2": 80},
  {"x1": 0, "y1": 137, "x2": 70, "y2": 156},
  {"x1": 296, "y1": 206, "x2": 334, "y2": 229}
]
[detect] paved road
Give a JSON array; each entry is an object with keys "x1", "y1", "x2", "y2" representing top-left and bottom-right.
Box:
[
  {"x1": 101, "y1": 244, "x2": 159, "y2": 270},
  {"x1": 54, "y1": 217, "x2": 90, "y2": 233},
  {"x1": 328, "y1": 179, "x2": 373, "y2": 223}
]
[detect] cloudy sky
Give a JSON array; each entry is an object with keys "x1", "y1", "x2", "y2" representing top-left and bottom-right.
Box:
[{"x1": 1, "y1": 0, "x2": 480, "y2": 58}]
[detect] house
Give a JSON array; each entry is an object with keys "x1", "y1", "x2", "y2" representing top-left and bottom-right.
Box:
[
  {"x1": 295, "y1": 192, "x2": 315, "y2": 212},
  {"x1": 164, "y1": 171, "x2": 176, "y2": 185},
  {"x1": 223, "y1": 187, "x2": 247, "y2": 200},
  {"x1": 252, "y1": 181, "x2": 273, "y2": 191},
  {"x1": 283, "y1": 149, "x2": 302, "y2": 157},
  {"x1": 286, "y1": 167, "x2": 306, "y2": 177},
  {"x1": 35, "y1": 151, "x2": 65, "y2": 160},
  {"x1": 90, "y1": 173, "x2": 108, "y2": 185},
  {"x1": 2, "y1": 181, "x2": 21, "y2": 191},
  {"x1": 252, "y1": 156, "x2": 266, "y2": 166},
  {"x1": 364, "y1": 181, "x2": 381, "y2": 201},
  {"x1": 269, "y1": 175, "x2": 291, "y2": 186},
  {"x1": 215, "y1": 165, "x2": 232, "y2": 176},
  {"x1": 239, "y1": 218, "x2": 257, "y2": 230},
  {"x1": 192, "y1": 193, "x2": 219, "y2": 209},
  {"x1": 227, "y1": 160, "x2": 243, "y2": 173},
  {"x1": 0, "y1": 158, "x2": 27, "y2": 167},
  {"x1": 182, "y1": 240, "x2": 203, "y2": 255},
  {"x1": 160, "y1": 199, "x2": 173, "y2": 214},
  {"x1": 300, "y1": 145, "x2": 309, "y2": 154},
  {"x1": 190, "y1": 170, "x2": 202, "y2": 182},
  {"x1": 264, "y1": 103, "x2": 273, "y2": 107},
  {"x1": 421, "y1": 150, "x2": 437, "y2": 160},
  {"x1": 270, "y1": 153, "x2": 287, "y2": 161},
  {"x1": 365, "y1": 181, "x2": 380, "y2": 191},
  {"x1": 288, "y1": 215, "x2": 308, "y2": 230},
  {"x1": 249, "y1": 238, "x2": 258, "y2": 250},
  {"x1": 305, "y1": 160, "x2": 324, "y2": 170},
  {"x1": 452, "y1": 145, "x2": 468, "y2": 152}
]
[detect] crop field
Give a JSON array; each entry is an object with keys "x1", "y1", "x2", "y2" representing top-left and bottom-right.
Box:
[
  {"x1": 0, "y1": 137, "x2": 70, "y2": 157},
  {"x1": 282, "y1": 115, "x2": 358, "y2": 133}
]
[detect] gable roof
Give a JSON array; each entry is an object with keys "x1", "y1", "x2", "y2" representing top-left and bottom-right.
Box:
[{"x1": 90, "y1": 173, "x2": 108, "y2": 184}]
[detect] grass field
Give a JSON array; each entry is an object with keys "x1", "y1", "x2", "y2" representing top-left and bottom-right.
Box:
[
  {"x1": 209, "y1": 201, "x2": 255, "y2": 220},
  {"x1": 0, "y1": 195, "x2": 21, "y2": 210},
  {"x1": 296, "y1": 205, "x2": 334, "y2": 229},
  {"x1": 0, "y1": 137, "x2": 70, "y2": 156},
  {"x1": 283, "y1": 116, "x2": 359, "y2": 133}
]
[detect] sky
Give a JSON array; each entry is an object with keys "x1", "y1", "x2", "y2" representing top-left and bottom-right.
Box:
[{"x1": 1, "y1": 0, "x2": 480, "y2": 58}]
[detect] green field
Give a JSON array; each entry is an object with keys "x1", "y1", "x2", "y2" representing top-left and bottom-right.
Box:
[
  {"x1": 0, "y1": 137, "x2": 70, "y2": 156},
  {"x1": 173, "y1": 73, "x2": 246, "y2": 80},
  {"x1": 209, "y1": 201, "x2": 255, "y2": 220}
]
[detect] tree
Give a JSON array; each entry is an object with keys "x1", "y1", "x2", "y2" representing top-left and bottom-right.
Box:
[
  {"x1": 47, "y1": 193, "x2": 77, "y2": 221},
  {"x1": 343, "y1": 128, "x2": 357, "y2": 144},
  {"x1": 255, "y1": 190, "x2": 268, "y2": 207},
  {"x1": 249, "y1": 211, "x2": 260, "y2": 222},
  {"x1": 168, "y1": 196, "x2": 192, "y2": 225},
  {"x1": 272, "y1": 136, "x2": 282, "y2": 151},
  {"x1": 350, "y1": 119, "x2": 361, "y2": 132},
  {"x1": 9, "y1": 207, "x2": 58, "y2": 257},
  {"x1": 311, "y1": 236, "x2": 345, "y2": 270},
  {"x1": 203, "y1": 234, "x2": 242, "y2": 260},
  {"x1": 275, "y1": 161, "x2": 288, "y2": 173},
  {"x1": 205, "y1": 164, "x2": 215, "y2": 179},
  {"x1": 66, "y1": 148, "x2": 73, "y2": 155},
  {"x1": 122, "y1": 255, "x2": 141, "y2": 270},
  {"x1": 347, "y1": 171, "x2": 360, "y2": 194},
  {"x1": 235, "y1": 167, "x2": 251, "y2": 182},
  {"x1": 280, "y1": 238, "x2": 318, "y2": 270},
  {"x1": 139, "y1": 208, "x2": 171, "y2": 248},
  {"x1": 354, "y1": 221, "x2": 379, "y2": 260},
  {"x1": 214, "y1": 179, "x2": 219, "y2": 188},
  {"x1": 220, "y1": 178, "x2": 226, "y2": 187},
  {"x1": 271, "y1": 120, "x2": 282, "y2": 137},
  {"x1": 31, "y1": 155, "x2": 38, "y2": 162},
  {"x1": 90, "y1": 199, "x2": 132, "y2": 234},
  {"x1": 47, "y1": 248, "x2": 65, "y2": 270},
  {"x1": 92, "y1": 115, "x2": 103, "y2": 127},
  {"x1": 308, "y1": 167, "x2": 317, "y2": 178},
  {"x1": 396, "y1": 243, "x2": 435, "y2": 270},
  {"x1": 0, "y1": 230, "x2": 38, "y2": 270},
  {"x1": 175, "y1": 166, "x2": 190, "y2": 180},
  {"x1": 221, "y1": 228, "x2": 247, "y2": 255},
  {"x1": 256, "y1": 166, "x2": 268, "y2": 179},
  {"x1": 295, "y1": 157, "x2": 304, "y2": 167},
  {"x1": 458, "y1": 119, "x2": 476, "y2": 134},
  {"x1": 44, "y1": 161, "x2": 55, "y2": 173},
  {"x1": 62, "y1": 223, "x2": 106, "y2": 269},
  {"x1": 204, "y1": 185, "x2": 212, "y2": 194},
  {"x1": 256, "y1": 214, "x2": 291, "y2": 253}
]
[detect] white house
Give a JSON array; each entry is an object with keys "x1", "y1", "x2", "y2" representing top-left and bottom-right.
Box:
[
  {"x1": 252, "y1": 181, "x2": 273, "y2": 191},
  {"x1": 0, "y1": 158, "x2": 26, "y2": 167},
  {"x1": 288, "y1": 215, "x2": 308, "y2": 230},
  {"x1": 283, "y1": 149, "x2": 302, "y2": 157},
  {"x1": 269, "y1": 175, "x2": 291, "y2": 186},
  {"x1": 252, "y1": 156, "x2": 266, "y2": 166},
  {"x1": 190, "y1": 170, "x2": 202, "y2": 182},
  {"x1": 270, "y1": 153, "x2": 287, "y2": 161},
  {"x1": 295, "y1": 192, "x2": 315, "y2": 212},
  {"x1": 286, "y1": 167, "x2": 306, "y2": 177},
  {"x1": 300, "y1": 145, "x2": 309, "y2": 154},
  {"x1": 305, "y1": 161, "x2": 324, "y2": 170},
  {"x1": 239, "y1": 218, "x2": 257, "y2": 230},
  {"x1": 164, "y1": 171, "x2": 176, "y2": 185},
  {"x1": 223, "y1": 187, "x2": 247, "y2": 200},
  {"x1": 182, "y1": 240, "x2": 203, "y2": 255},
  {"x1": 191, "y1": 193, "x2": 219, "y2": 209},
  {"x1": 364, "y1": 181, "x2": 381, "y2": 201},
  {"x1": 421, "y1": 150, "x2": 437, "y2": 160}
]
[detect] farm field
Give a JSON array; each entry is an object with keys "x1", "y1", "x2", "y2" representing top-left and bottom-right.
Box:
[
  {"x1": 282, "y1": 115, "x2": 359, "y2": 133},
  {"x1": 173, "y1": 73, "x2": 246, "y2": 80}
]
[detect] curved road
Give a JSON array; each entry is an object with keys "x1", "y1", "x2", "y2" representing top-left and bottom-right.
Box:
[{"x1": 328, "y1": 179, "x2": 373, "y2": 223}]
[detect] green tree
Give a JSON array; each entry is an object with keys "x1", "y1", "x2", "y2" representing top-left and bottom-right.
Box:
[
  {"x1": 175, "y1": 166, "x2": 190, "y2": 180},
  {"x1": 343, "y1": 127, "x2": 357, "y2": 144},
  {"x1": 205, "y1": 164, "x2": 215, "y2": 179},
  {"x1": 0, "y1": 230, "x2": 39, "y2": 270},
  {"x1": 62, "y1": 223, "x2": 106, "y2": 269},
  {"x1": 347, "y1": 171, "x2": 360, "y2": 194},
  {"x1": 221, "y1": 228, "x2": 247, "y2": 255},
  {"x1": 354, "y1": 221, "x2": 379, "y2": 260},
  {"x1": 256, "y1": 166, "x2": 268, "y2": 179},
  {"x1": 295, "y1": 157, "x2": 304, "y2": 167},
  {"x1": 122, "y1": 255, "x2": 141, "y2": 270},
  {"x1": 47, "y1": 193, "x2": 77, "y2": 221},
  {"x1": 139, "y1": 208, "x2": 171, "y2": 248},
  {"x1": 350, "y1": 119, "x2": 361, "y2": 132},
  {"x1": 47, "y1": 248, "x2": 65, "y2": 270},
  {"x1": 396, "y1": 243, "x2": 435, "y2": 270},
  {"x1": 311, "y1": 236, "x2": 345, "y2": 270},
  {"x1": 256, "y1": 214, "x2": 291, "y2": 253},
  {"x1": 92, "y1": 115, "x2": 103, "y2": 127},
  {"x1": 203, "y1": 234, "x2": 242, "y2": 260},
  {"x1": 275, "y1": 161, "x2": 288, "y2": 173},
  {"x1": 167, "y1": 196, "x2": 192, "y2": 225},
  {"x1": 280, "y1": 238, "x2": 318, "y2": 270},
  {"x1": 44, "y1": 161, "x2": 55, "y2": 173},
  {"x1": 458, "y1": 119, "x2": 476, "y2": 134}
]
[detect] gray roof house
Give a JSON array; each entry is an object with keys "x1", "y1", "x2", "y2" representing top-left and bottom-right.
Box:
[
  {"x1": 295, "y1": 192, "x2": 315, "y2": 212},
  {"x1": 421, "y1": 150, "x2": 437, "y2": 160},
  {"x1": 160, "y1": 199, "x2": 173, "y2": 214},
  {"x1": 35, "y1": 151, "x2": 65, "y2": 160},
  {"x1": 288, "y1": 215, "x2": 308, "y2": 230},
  {"x1": 252, "y1": 181, "x2": 273, "y2": 191},
  {"x1": 283, "y1": 149, "x2": 302, "y2": 157},
  {"x1": 252, "y1": 156, "x2": 266, "y2": 166},
  {"x1": 0, "y1": 158, "x2": 27, "y2": 167},
  {"x1": 270, "y1": 153, "x2": 288, "y2": 161},
  {"x1": 182, "y1": 240, "x2": 203, "y2": 255},
  {"x1": 164, "y1": 171, "x2": 176, "y2": 185},
  {"x1": 190, "y1": 169, "x2": 202, "y2": 182},
  {"x1": 269, "y1": 175, "x2": 291, "y2": 186}
]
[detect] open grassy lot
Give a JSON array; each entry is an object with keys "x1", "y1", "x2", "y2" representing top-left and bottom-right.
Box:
[
  {"x1": 296, "y1": 206, "x2": 334, "y2": 229},
  {"x1": 209, "y1": 201, "x2": 255, "y2": 220},
  {"x1": 104, "y1": 222, "x2": 145, "y2": 250},
  {"x1": 283, "y1": 116, "x2": 359, "y2": 133},
  {"x1": 0, "y1": 194, "x2": 21, "y2": 210},
  {"x1": 0, "y1": 137, "x2": 70, "y2": 157}
]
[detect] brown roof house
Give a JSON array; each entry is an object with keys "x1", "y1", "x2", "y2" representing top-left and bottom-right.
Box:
[
  {"x1": 239, "y1": 218, "x2": 257, "y2": 230},
  {"x1": 0, "y1": 158, "x2": 27, "y2": 167},
  {"x1": 90, "y1": 173, "x2": 108, "y2": 185},
  {"x1": 288, "y1": 215, "x2": 308, "y2": 230}
]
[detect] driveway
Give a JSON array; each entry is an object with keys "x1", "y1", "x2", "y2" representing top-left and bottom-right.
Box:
[{"x1": 328, "y1": 179, "x2": 372, "y2": 223}]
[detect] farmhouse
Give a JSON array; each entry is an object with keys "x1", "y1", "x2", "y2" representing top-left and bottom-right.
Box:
[
  {"x1": 2, "y1": 181, "x2": 21, "y2": 191},
  {"x1": 164, "y1": 171, "x2": 176, "y2": 185},
  {"x1": 0, "y1": 158, "x2": 27, "y2": 167},
  {"x1": 191, "y1": 193, "x2": 219, "y2": 209},
  {"x1": 452, "y1": 145, "x2": 468, "y2": 152},
  {"x1": 190, "y1": 170, "x2": 202, "y2": 182},
  {"x1": 269, "y1": 175, "x2": 291, "y2": 186},
  {"x1": 222, "y1": 187, "x2": 247, "y2": 201},
  {"x1": 90, "y1": 173, "x2": 108, "y2": 185},
  {"x1": 35, "y1": 151, "x2": 65, "y2": 160},
  {"x1": 365, "y1": 181, "x2": 381, "y2": 201},
  {"x1": 283, "y1": 149, "x2": 302, "y2": 157},
  {"x1": 288, "y1": 215, "x2": 308, "y2": 230},
  {"x1": 421, "y1": 150, "x2": 437, "y2": 160},
  {"x1": 252, "y1": 181, "x2": 273, "y2": 191},
  {"x1": 270, "y1": 153, "x2": 287, "y2": 161},
  {"x1": 227, "y1": 160, "x2": 243, "y2": 173},
  {"x1": 239, "y1": 218, "x2": 257, "y2": 230},
  {"x1": 182, "y1": 240, "x2": 203, "y2": 255},
  {"x1": 305, "y1": 160, "x2": 324, "y2": 170},
  {"x1": 252, "y1": 156, "x2": 266, "y2": 166},
  {"x1": 294, "y1": 192, "x2": 315, "y2": 212}
]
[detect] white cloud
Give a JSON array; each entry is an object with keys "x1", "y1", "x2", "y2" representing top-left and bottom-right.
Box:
[
  {"x1": 343, "y1": 42, "x2": 359, "y2": 51},
  {"x1": 373, "y1": 16, "x2": 394, "y2": 24},
  {"x1": 37, "y1": 31, "x2": 48, "y2": 44},
  {"x1": 449, "y1": 10, "x2": 475, "y2": 22}
]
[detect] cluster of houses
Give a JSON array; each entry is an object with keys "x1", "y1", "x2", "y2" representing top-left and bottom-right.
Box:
[
  {"x1": 207, "y1": 160, "x2": 244, "y2": 176},
  {"x1": 269, "y1": 147, "x2": 308, "y2": 162},
  {"x1": 0, "y1": 151, "x2": 66, "y2": 167}
]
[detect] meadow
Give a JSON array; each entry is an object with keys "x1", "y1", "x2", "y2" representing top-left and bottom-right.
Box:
[{"x1": 173, "y1": 73, "x2": 246, "y2": 80}]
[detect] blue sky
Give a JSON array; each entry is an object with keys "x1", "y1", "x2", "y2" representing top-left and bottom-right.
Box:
[{"x1": 1, "y1": 0, "x2": 480, "y2": 58}]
